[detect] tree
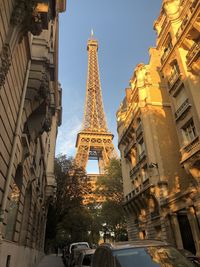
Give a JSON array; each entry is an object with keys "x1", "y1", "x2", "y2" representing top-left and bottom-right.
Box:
[
  {"x1": 95, "y1": 158, "x2": 123, "y2": 203},
  {"x1": 95, "y1": 158, "x2": 128, "y2": 242},
  {"x1": 45, "y1": 155, "x2": 93, "y2": 250}
]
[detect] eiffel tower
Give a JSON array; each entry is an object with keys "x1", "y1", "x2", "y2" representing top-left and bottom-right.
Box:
[{"x1": 75, "y1": 32, "x2": 116, "y2": 174}]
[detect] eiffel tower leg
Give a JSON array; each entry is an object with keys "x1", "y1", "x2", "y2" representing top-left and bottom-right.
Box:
[
  {"x1": 75, "y1": 145, "x2": 89, "y2": 170},
  {"x1": 98, "y1": 157, "x2": 105, "y2": 174}
]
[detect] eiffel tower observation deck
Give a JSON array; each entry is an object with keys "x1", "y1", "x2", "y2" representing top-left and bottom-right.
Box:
[{"x1": 75, "y1": 31, "x2": 116, "y2": 174}]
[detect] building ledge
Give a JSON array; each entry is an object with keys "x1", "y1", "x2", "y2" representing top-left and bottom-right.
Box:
[
  {"x1": 180, "y1": 136, "x2": 200, "y2": 164},
  {"x1": 174, "y1": 98, "x2": 191, "y2": 121}
]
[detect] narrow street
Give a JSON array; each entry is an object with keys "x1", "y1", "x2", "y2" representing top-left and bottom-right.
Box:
[{"x1": 36, "y1": 255, "x2": 64, "y2": 267}]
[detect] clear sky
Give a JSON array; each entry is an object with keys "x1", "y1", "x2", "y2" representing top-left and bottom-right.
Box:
[{"x1": 56, "y1": 0, "x2": 162, "y2": 171}]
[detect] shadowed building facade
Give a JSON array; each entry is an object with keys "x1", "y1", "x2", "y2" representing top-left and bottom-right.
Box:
[
  {"x1": 0, "y1": 1, "x2": 66, "y2": 266},
  {"x1": 117, "y1": 0, "x2": 200, "y2": 256}
]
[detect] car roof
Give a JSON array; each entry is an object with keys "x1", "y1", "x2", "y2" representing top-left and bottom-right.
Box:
[
  {"x1": 81, "y1": 249, "x2": 96, "y2": 255},
  {"x1": 70, "y1": 242, "x2": 89, "y2": 247},
  {"x1": 99, "y1": 240, "x2": 169, "y2": 250}
]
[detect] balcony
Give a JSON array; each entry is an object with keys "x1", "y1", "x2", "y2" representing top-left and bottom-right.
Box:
[
  {"x1": 150, "y1": 211, "x2": 160, "y2": 220},
  {"x1": 181, "y1": 136, "x2": 200, "y2": 158},
  {"x1": 138, "y1": 150, "x2": 146, "y2": 163},
  {"x1": 181, "y1": 136, "x2": 200, "y2": 163},
  {"x1": 168, "y1": 71, "x2": 180, "y2": 89},
  {"x1": 186, "y1": 40, "x2": 200, "y2": 67},
  {"x1": 123, "y1": 184, "x2": 154, "y2": 214},
  {"x1": 143, "y1": 178, "x2": 150, "y2": 187},
  {"x1": 124, "y1": 138, "x2": 136, "y2": 158},
  {"x1": 136, "y1": 124, "x2": 143, "y2": 140},
  {"x1": 174, "y1": 99, "x2": 191, "y2": 121},
  {"x1": 176, "y1": 0, "x2": 199, "y2": 40},
  {"x1": 130, "y1": 164, "x2": 140, "y2": 179}
]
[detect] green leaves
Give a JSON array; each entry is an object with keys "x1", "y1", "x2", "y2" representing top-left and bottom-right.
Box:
[
  {"x1": 45, "y1": 155, "x2": 93, "y2": 248},
  {"x1": 94, "y1": 159, "x2": 128, "y2": 242}
]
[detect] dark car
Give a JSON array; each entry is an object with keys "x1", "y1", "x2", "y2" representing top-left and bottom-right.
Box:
[
  {"x1": 179, "y1": 249, "x2": 200, "y2": 266},
  {"x1": 75, "y1": 248, "x2": 95, "y2": 267},
  {"x1": 63, "y1": 242, "x2": 90, "y2": 267},
  {"x1": 92, "y1": 240, "x2": 195, "y2": 267}
]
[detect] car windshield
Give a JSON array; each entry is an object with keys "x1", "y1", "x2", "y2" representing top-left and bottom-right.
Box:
[
  {"x1": 113, "y1": 246, "x2": 195, "y2": 267},
  {"x1": 72, "y1": 244, "x2": 89, "y2": 250}
]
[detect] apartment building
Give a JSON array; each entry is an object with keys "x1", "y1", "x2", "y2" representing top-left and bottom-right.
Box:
[
  {"x1": 0, "y1": 1, "x2": 66, "y2": 266},
  {"x1": 117, "y1": 0, "x2": 200, "y2": 255}
]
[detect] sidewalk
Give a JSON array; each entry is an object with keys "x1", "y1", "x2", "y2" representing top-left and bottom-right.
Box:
[{"x1": 36, "y1": 254, "x2": 65, "y2": 267}]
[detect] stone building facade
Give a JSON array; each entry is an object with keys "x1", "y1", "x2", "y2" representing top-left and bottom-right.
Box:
[
  {"x1": 117, "y1": 0, "x2": 200, "y2": 256},
  {"x1": 0, "y1": 1, "x2": 66, "y2": 266}
]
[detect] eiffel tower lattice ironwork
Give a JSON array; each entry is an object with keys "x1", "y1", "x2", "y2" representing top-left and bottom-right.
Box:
[{"x1": 75, "y1": 33, "x2": 116, "y2": 174}]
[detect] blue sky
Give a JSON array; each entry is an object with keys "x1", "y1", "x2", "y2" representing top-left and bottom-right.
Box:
[{"x1": 56, "y1": 0, "x2": 162, "y2": 171}]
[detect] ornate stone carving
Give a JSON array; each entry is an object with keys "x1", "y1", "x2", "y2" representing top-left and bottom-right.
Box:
[
  {"x1": 11, "y1": 0, "x2": 43, "y2": 36},
  {"x1": 29, "y1": 10, "x2": 43, "y2": 36},
  {"x1": 163, "y1": 0, "x2": 181, "y2": 20},
  {"x1": 0, "y1": 44, "x2": 11, "y2": 88},
  {"x1": 37, "y1": 72, "x2": 49, "y2": 100},
  {"x1": 11, "y1": 0, "x2": 26, "y2": 25}
]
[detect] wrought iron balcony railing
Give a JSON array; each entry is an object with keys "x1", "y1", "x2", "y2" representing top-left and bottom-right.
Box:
[
  {"x1": 143, "y1": 178, "x2": 150, "y2": 187},
  {"x1": 176, "y1": 0, "x2": 199, "y2": 40},
  {"x1": 186, "y1": 40, "x2": 200, "y2": 67},
  {"x1": 181, "y1": 136, "x2": 200, "y2": 163},
  {"x1": 150, "y1": 211, "x2": 160, "y2": 220},
  {"x1": 161, "y1": 46, "x2": 172, "y2": 65},
  {"x1": 174, "y1": 98, "x2": 191, "y2": 121},
  {"x1": 138, "y1": 150, "x2": 146, "y2": 162},
  {"x1": 124, "y1": 138, "x2": 136, "y2": 158},
  {"x1": 130, "y1": 164, "x2": 140, "y2": 179},
  {"x1": 136, "y1": 124, "x2": 143, "y2": 139},
  {"x1": 168, "y1": 71, "x2": 181, "y2": 90},
  {"x1": 183, "y1": 136, "x2": 200, "y2": 154}
]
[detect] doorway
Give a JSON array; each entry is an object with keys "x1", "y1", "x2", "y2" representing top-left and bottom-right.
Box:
[{"x1": 177, "y1": 210, "x2": 196, "y2": 254}]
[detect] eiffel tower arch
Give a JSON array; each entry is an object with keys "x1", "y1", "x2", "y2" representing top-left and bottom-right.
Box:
[{"x1": 75, "y1": 33, "x2": 116, "y2": 174}]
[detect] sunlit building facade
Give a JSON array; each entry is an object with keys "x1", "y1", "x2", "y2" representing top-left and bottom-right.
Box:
[
  {"x1": 117, "y1": 0, "x2": 200, "y2": 255},
  {"x1": 0, "y1": 1, "x2": 66, "y2": 266}
]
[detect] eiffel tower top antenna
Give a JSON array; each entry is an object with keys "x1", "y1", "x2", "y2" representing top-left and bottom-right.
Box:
[{"x1": 91, "y1": 29, "x2": 94, "y2": 38}]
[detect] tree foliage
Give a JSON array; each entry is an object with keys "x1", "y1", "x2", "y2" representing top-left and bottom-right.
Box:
[
  {"x1": 95, "y1": 158, "x2": 124, "y2": 203},
  {"x1": 45, "y1": 155, "x2": 94, "y2": 249},
  {"x1": 45, "y1": 156, "x2": 127, "y2": 251},
  {"x1": 95, "y1": 158, "x2": 128, "y2": 242}
]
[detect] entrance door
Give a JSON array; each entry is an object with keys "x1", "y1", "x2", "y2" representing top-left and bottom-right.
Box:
[{"x1": 177, "y1": 211, "x2": 196, "y2": 254}]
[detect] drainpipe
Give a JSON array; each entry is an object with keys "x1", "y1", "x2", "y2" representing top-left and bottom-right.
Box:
[{"x1": 0, "y1": 60, "x2": 31, "y2": 244}]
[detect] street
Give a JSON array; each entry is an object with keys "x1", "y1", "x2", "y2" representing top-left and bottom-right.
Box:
[{"x1": 36, "y1": 255, "x2": 64, "y2": 267}]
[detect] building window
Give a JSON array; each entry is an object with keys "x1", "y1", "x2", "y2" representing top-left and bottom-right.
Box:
[
  {"x1": 137, "y1": 138, "x2": 145, "y2": 159},
  {"x1": 168, "y1": 60, "x2": 180, "y2": 87},
  {"x1": 182, "y1": 119, "x2": 196, "y2": 145},
  {"x1": 130, "y1": 148, "x2": 136, "y2": 166},
  {"x1": 173, "y1": 85, "x2": 187, "y2": 109},
  {"x1": 141, "y1": 165, "x2": 148, "y2": 181},
  {"x1": 161, "y1": 34, "x2": 173, "y2": 63},
  {"x1": 171, "y1": 60, "x2": 180, "y2": 76}
]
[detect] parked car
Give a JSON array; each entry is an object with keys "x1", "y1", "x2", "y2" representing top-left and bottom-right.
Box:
[
  {"x1": 179, "y1": 249, "x2": 200, "y2": 266},
  {"x1": 75, "y1": 248, "x2": 95, "y2": 267},
  {"x1": 63, "y1": 242, "x2": 90, "y2": 267},
  {"x1": 92, "y1": 240, "x2": 195, "y2": 267}
]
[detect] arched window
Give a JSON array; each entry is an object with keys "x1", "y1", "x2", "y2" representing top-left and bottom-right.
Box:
[{"x1": 5, "y1": 164, "x2": 23, "y2": 240}]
